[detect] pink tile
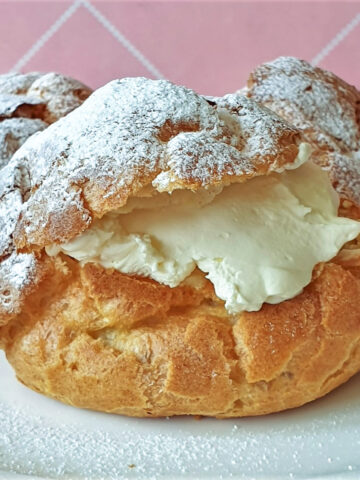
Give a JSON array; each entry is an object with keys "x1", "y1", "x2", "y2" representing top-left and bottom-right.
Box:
[
  {"x1": 96, "y1": 1, "x2": 360, "y2": 95},
  {"x1": 0, "y1": 2, "x2": 66, "y2": 73},
  {"x1": 319, "y1": 23, "x2": 360, "y2": 88},
  {"x1": 0, "y1": 1, "x2": 358, "y2": 96},
  {"x1": 24, "y1": 5, "x2": 151, "y2": 87}
]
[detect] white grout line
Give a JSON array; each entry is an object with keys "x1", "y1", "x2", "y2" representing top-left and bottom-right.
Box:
[
  {"x1": 311, "y1": 12, "x2": 360, "y2": 66},
  {"x1": 10, "y1": 0, "x2": 82, "y2": 73},
  {"x1": 80, "y1": 0, "x2": 164, "y2": 79}
]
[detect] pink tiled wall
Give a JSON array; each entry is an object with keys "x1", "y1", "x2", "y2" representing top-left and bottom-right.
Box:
[{"x1": 0, "y1": 1, "x2": 359, "y2": 96}]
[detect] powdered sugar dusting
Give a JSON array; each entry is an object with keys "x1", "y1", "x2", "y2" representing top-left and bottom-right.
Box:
[
  {"x1": 247, "y1": 56, "x2": 360, "y2": 205},
  {"x1": 154, "y1": 94, "x2": 300, "y2": 190},
  {"x1": 0, "y1": 118, "x2": 46, "y2": 169},
  {"x1": 328, "y1": 151, "x2": 360, "y2": 205},
  {"x1": 0, "y1": 94, "x2": 45, "y2": 118},
  {"x1": 0, "y1": 252, "x2": 38, "y2": 319},
  {"x1": 0, "y1": 158, "x2": 39, "y2": 318},
  {"x1": 0, "y1": 72, "x2": 92, "y2": 170},
  {"x1": 0, "y1": 159, "x2": 30, "y2": 257},
  {"x1": 0, "y1": 72, "x2": 42, "y2": 95},
  {"x1": 154, "y1": 132, "x2": 253, "y2": 190},
  {"x1": 21, "y1": 78, "x2": 216, "y2": 193},
  {"x1": 19, "y1": 176, "x2": 92, "y2": 246},
  {"x1": 13, "y1": 77, "x2": 300, "y2": 247},
  {"x1": 0, "y1": 87, "x2": 46, "y2": 169},
  {"x1": 0, "y1": 71, "x2": 92, "y2": 124},
  {"x1": 27, "y1": 72, "x2": 92, "y2": 123},
  {"x1": 216, "y1": 94, "x2": 299, "y2": 161}
]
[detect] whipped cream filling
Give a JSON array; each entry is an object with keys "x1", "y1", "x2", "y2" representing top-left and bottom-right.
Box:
[{"x1": 47, "y1": 151, "x2": 360, "y2": 314}]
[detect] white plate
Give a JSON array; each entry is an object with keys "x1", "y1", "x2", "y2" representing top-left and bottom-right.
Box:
[{"x1": 0, "y1": 350, "x2": 359, "y2": 480}]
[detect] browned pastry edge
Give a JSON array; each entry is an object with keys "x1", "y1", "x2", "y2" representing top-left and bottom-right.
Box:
[{"x1": 1, "y1": 253, "x2": 360, "y2": 418}]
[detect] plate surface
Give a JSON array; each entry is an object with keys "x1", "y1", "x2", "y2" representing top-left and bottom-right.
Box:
[{"x1": 0, "y1": 350, "x2": 360, "y2": 480}]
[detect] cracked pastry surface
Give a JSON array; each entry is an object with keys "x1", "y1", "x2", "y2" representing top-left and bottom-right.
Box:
[{"x1": 1, "y1": 69, "x2": 360, "y2": 418}]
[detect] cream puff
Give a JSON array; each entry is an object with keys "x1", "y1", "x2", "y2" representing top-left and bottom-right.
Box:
[{"x1": 1, "y1": 65, "x2": 360, "y2": 417}]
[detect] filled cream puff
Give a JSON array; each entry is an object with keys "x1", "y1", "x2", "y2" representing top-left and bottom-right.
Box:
[{"x1": 0, "y1": 61, "x2": 359, "y2": 417}]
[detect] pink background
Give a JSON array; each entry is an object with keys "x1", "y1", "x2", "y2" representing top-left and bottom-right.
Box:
[{"x1": 0, "y1": 1, "x2": 359, "y2": 96}]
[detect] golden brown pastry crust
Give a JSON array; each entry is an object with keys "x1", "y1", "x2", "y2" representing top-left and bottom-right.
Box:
[
  {"x1": 1, "y1": 70, "x2": 360, "y2": 418},
  {"x1": 1, "y1": 256, "x2": 360, "y2": 417}
]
